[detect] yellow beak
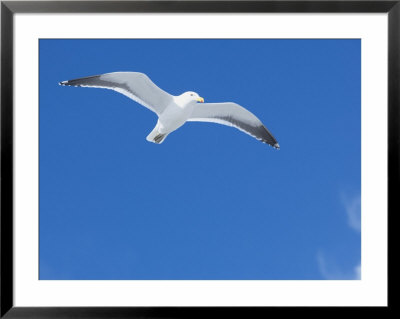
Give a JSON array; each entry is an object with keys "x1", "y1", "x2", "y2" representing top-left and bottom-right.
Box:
[{"x1": 197, "y1": 97, "x2": 204, "y2": 103}]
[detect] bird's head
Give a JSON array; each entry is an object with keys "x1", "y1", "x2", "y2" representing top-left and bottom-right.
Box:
[{"x1": 181, "y1": 91, "x2": 204, "y2": 103}]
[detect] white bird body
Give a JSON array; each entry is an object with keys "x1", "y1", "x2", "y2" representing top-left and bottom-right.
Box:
[
  {"x1": 146, "y1": 94, "x2": 199, "y2": 143},
  {"x1": 60, "y1": 72, "x2": 279, "y2": 148},
  {"x1": 159, "y1": 96, "x2": 196, "y2": 133}
]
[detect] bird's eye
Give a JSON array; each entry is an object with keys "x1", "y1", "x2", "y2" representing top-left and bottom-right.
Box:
[{"x1": 190, "y1": 94, "x2": 194, "y2": 96}]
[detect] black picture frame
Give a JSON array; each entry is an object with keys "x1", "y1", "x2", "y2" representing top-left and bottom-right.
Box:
[{"x1": 1, "y1": 1, "x2": 395, "y2": 317}]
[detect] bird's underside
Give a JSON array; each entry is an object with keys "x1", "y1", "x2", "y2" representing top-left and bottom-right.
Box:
[{"x1": 59, "y1": 72, "x2": 280, "y2": 149}]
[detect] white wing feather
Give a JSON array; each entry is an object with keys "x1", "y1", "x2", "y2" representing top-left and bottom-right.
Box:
[
  {"x1": 188, "y1": 102, "x2": 279, "y2": 148},
  {"x1": 60, "y1": 72, "x2": 172, "y2": 115}
]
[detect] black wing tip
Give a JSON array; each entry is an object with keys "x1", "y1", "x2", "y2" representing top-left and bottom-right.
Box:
[
  {"x1": 259, "y1": 126, "x2": 279, "y2": 149},
  {"x1": 59, "y1": 74, "x2": 102, "y2": 87},
  {"x1": 262, "y1": 140, "x2": 280, "y2": 149}
]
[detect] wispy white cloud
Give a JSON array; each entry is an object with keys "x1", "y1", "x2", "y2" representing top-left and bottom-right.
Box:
[
  {"x1": 354, "y1": 263, "x2": 361, "y2": 280},
  {"x1": 317, "y1": 192, "x2": 361, "y2": 280},
  {"x1": 317, "y1": 252, "x2": 339, "y2": 280},
  {"x1": 341, "y1": 193, "x2": 361, "y2": 232},
  {"x1": 317, "y1": 252, "x2": 361, "y2": 280}
]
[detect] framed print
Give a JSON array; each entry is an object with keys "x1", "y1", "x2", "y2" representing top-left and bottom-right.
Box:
[{"x1": 1, "y1": 0, "x2": 395, "y2": 317}]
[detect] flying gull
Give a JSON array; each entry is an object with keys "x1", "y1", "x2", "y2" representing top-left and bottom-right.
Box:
[{"x1": 59, "y1": 72, "x2": 280, "y2": 148}]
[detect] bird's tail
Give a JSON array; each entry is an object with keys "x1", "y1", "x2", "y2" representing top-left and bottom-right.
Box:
[{"x1": 146, "y1": 125, "x2": 168, "y2": 144}]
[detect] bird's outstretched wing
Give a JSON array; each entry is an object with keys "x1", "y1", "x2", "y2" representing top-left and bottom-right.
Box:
[
  {"x1": 188, "y1": 102, "x2": 279, "y2": 149},
  {"x1": 59, "y1": 72, "x2": 172, "y2": 115}
]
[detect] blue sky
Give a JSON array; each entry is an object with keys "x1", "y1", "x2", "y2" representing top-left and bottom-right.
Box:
[{"x1": 39, "y1": 39, "x2": 360, "y2": 280}]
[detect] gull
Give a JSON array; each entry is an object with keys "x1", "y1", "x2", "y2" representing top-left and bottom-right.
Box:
[{"x1": 59, "y1": 72, "x2": 280, "y2": 148}]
